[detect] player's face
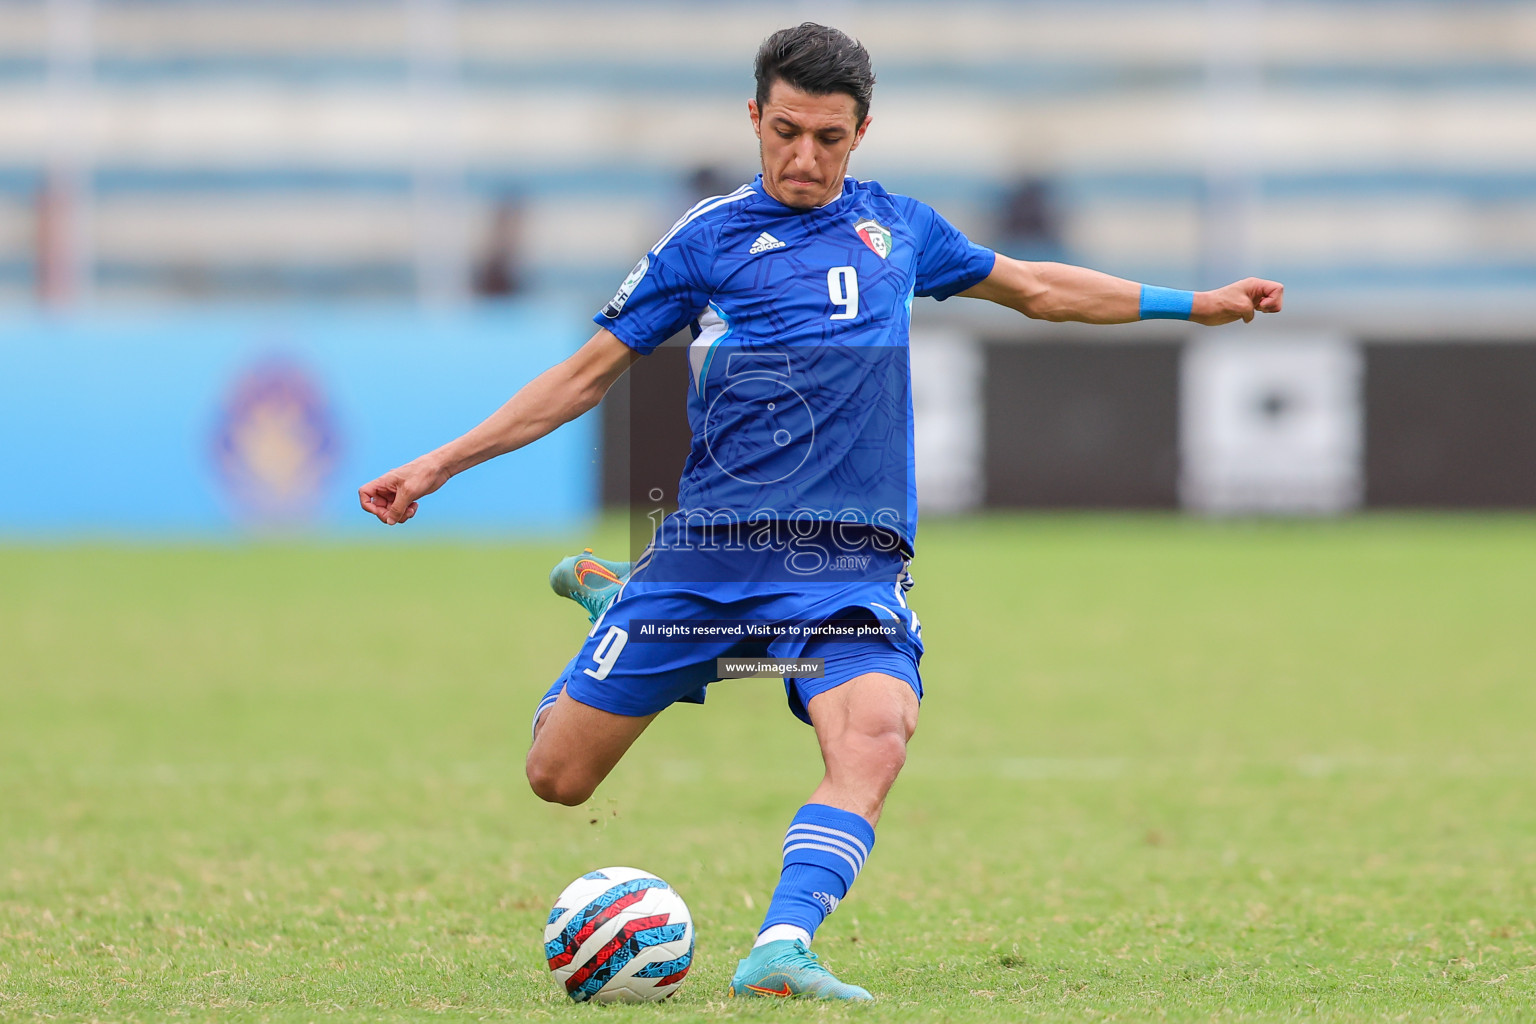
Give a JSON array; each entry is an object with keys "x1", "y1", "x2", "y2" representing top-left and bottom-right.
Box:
[{"x1": 749, "y1": 81, "x2": 871, "y2": 210}]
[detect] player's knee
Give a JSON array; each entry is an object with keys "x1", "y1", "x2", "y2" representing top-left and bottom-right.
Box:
[
  {"x1": 841, "y1": 721, "x2": 910, "y2": 782},
  {"x1": 867, "y1": 700, "x2": 917, "y2": 751},
  {"x1": 871, "y1": 726, "x2": 910, "y2": 776},
  {"x1": 525, "y1": 755, "x2": 595, "y2": 806}
]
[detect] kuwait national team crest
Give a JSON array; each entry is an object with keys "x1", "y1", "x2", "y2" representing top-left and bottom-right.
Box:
[{"x1": 853, "y1": 218, "x2": 893, "y2": 259}]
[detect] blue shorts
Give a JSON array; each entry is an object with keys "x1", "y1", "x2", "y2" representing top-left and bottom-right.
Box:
[{"x1": 534, "y1": 526, "x2": 923, "y2": 728}]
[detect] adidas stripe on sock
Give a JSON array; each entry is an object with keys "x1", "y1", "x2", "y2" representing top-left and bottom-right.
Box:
[{"x1": 755, "y1": 803, "x2": 875, "y2": 947}]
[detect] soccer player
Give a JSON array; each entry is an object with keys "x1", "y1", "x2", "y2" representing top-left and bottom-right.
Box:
[{"x1": 359, "y1": 23, "x2": 1283, "y2": 1001}]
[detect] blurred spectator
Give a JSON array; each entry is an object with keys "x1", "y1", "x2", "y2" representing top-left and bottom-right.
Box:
[
  {"x1": 471, "y1": 199, "x2": 527, "y2": 298},
  {"x1": 687, "y1": 165, "x2": 741, "y2": 203},
  {"x1": 995, "y1": 176, "x2": 1067, "y2": 263},
  {"x1": 35, "y1": 173, "x2": 72, "y2": 306}
]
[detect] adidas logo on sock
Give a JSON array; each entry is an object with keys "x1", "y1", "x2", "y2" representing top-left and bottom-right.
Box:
[
  {"x1": 749, "y1": 231, "x2": 786, "y2": 255},
  {"x1": 812, "y1": 891, "x2": 841, "y2": 915}
]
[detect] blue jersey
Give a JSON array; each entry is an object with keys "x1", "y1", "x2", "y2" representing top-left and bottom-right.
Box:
[{"x1": 596, "y1": 174, "x2": 995, "y2": 554}]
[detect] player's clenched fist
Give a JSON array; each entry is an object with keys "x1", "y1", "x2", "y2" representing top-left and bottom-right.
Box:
[
  {"x1": 1192, "y1": 277, "x2": 1285, "y2": 326},
  {"x1": 358, "y1": 457, "x2": 448, "y2": 525}
]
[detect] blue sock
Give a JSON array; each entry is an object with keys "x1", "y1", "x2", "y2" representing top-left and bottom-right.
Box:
[{"x1": 756, "y1": 803, "x2": 875, "y2": 946}]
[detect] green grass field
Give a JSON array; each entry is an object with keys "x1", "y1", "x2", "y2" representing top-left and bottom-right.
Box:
[{"x1": 4, "y1": 515, "x2": 1535, "y2": 1022}]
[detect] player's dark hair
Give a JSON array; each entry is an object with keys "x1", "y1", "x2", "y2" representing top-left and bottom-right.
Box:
[{"x1": 754, "y1": 23, "x2": 875, "y2": 124}]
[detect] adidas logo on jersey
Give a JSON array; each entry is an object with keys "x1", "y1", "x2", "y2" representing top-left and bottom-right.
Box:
[{"x1": 749, "y1": 231, "x2": 786, "y2": 255}]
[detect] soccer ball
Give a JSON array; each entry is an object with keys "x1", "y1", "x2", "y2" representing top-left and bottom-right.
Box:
[{"x1": 543, "y1": 866, "x2": 695, "y2": 1003}]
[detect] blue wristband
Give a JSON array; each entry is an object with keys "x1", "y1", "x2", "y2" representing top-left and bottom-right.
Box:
[{"x1": 1139, "y1": 284, "x2": 1194, "y2": 320}]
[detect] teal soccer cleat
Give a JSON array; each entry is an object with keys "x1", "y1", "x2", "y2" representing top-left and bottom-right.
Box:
[
  {"x1": 547, "y1": 549, "x2": 632, "y2": 623},
  {"x1": 729, "y1": 939, "x2": 873, "y2": 1001}
]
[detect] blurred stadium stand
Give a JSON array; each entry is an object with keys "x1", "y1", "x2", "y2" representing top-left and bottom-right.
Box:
[
  {"x1": 2, "y1": 0, "x2": 1534, "y2": 531},
  {"x1": 2, "y1": 0, "x2": 1534, "y2": 311}
]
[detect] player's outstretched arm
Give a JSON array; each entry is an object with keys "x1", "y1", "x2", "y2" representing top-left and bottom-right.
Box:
[
  {"x1": 358, "y1": 328, "x2": 640, "y2": 526},
  {"x1": 958, "y1": 254, "x2": 1283, "y2": 326}
]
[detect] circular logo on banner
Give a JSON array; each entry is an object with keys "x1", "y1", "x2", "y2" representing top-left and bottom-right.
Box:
[{"x1": 213, "y1": 360, "x2": 339, "y2": 522}]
